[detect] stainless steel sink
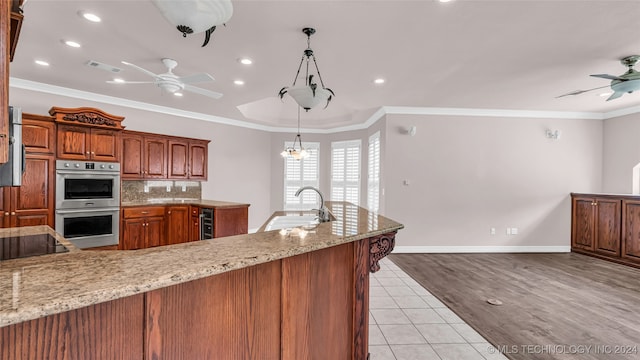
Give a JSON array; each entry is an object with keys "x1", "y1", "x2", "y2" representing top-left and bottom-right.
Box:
[{"x1": 264, "y1": 215, "x2": 319, "y2": 231}]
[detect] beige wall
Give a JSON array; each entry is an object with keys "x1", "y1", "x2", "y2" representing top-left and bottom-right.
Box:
[
  {"x1": 603, "y1": 112, "x2": 640, "y2": 194},
  {"x1": 383, "y1": 114, "x2": 603, "y2": 250}
]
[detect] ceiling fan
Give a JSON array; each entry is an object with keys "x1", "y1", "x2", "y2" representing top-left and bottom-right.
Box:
[
  {"x1": 558, "y1": 55, "x2": 640, "y2": 101},
  {"x1": 108, "y1": 58, "x2": 223, "y2": 99}
]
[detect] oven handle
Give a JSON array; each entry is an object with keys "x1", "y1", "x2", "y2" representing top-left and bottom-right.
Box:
[
  {"x1": 55, "y1": 170, "x2": 120, "y2": 176},
  {"x1": 56, "y1": 207, "x2": 120, "y2": 214}
]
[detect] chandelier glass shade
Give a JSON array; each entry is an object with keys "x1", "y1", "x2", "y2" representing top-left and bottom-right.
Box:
[
  {"x1": 151, "y1": 0, "x2": 233, "y2": 46},
  {"x1": 281, "y1": 107, "x2": 309, "y2": 160},
  {"x1": 278, "y1": 27, "x2": 334, "y2": 111}
]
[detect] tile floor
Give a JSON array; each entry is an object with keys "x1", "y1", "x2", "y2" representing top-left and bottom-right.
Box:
[{"x1": 369, "y1": 258, "x2": 508, "y2": 360}]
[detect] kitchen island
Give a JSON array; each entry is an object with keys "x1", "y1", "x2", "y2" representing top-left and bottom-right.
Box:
[{"x1": 0, "y1": 201, "x2": 403, "y2": 360}]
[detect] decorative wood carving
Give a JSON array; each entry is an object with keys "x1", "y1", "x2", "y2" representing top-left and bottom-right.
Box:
[
  {"x1": 369, "y1": 232, "x2": 396, "y2": 273},
  {"x1": 48, "y1": 107, "x2": 125, "y2": 130}
]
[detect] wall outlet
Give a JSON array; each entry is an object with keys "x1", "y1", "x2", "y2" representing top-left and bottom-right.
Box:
[
  {"x1": 181, "y1": 185, "x2": 187, "y2": 192},
  {"x1": 143, "y1": 185, "x2": 149, "y2": 193},
  {"x1": 506, "y1": 228, "x2": 511, "y2": 235},
  {"x1": 511, "y1": 227, "x2": 518, "y2": 235},
  {"x1": 166, "y1": 185, "x2": 171, "y2": 192},
  {"x1": 490, "y1": 227, "x2": 496, "y2": 235}
]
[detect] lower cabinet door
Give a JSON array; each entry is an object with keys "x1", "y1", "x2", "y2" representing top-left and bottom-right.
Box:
[
  {"x1": 166, "y1": 206, "x2": 190, "y2": 245},
  {"x1": 594, "y1": 198, "x2": 621, "y2": 256},
  {"x1": 622, "y1": 200, "x2": 640, "y2": 262},
  {"x1": 122, "y1": 218, "x2": 146, "y2": 250},
  {"x1": 146, "y1": 216, "x2": 166, "y2": 248}
]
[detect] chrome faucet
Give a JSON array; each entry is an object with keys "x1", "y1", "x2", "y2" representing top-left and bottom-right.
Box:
[{"x1": 294, "y1": 186, "x2": 331, "y2": 222}]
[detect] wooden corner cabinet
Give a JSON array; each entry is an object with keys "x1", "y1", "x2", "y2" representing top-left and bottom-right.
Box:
[
  {"x1": 123, "y1": 130, "x2": 208, "y2": 180},
  {"x1": 0, "y1": 113, "x2": 55, "y2": 228},
  {"x1": 49, "y1": 107, "x2": 125, "y2": 162},
  {"x1": 571, "y1": 193, "x2": 640, "y2": 268}
]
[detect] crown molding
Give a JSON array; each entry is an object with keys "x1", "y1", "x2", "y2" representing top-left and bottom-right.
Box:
[{"x1": 11, "y1": 78, "x2": 640, "y2": 134}]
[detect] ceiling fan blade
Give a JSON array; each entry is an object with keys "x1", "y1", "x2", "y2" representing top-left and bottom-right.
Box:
[
  {"x1": 106, "y1": 80, "x2": 155, "y2": 84},
  {"x1": 590, "y1": 73, "x2": 625, "y2": 81},
  {"x1": 556, "y1": 85, "x2": 611, "y2": 98},
  {"x1": 183, "y1": 84, "x2": 223, "y2": 99},
  {"x1": 178, "y1": 73, "x2": 215, "y2": 84},
  {"x1": 606, "y1": 91, "x2": 624, "y2": 101},
  {"x1": 121, "y1": 61, "x2": 161, "y2": 79}
]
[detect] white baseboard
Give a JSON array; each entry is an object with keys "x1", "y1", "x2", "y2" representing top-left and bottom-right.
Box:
[{"x1": 392, "y1": 246, "x2": 571, "y2": 253}]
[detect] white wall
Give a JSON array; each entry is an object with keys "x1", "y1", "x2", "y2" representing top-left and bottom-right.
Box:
[
  {"x1": 384, "y1": 114, "x2": 603, "y2": 251},
  {"x1": 603, "y1": 112, "x2": 640, "y2": 194}
]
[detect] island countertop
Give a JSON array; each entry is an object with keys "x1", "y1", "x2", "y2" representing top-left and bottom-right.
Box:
[
  {"x1": 0, "y1": 202, "x2": 402, "y2": 328},
  {"x1": 120, "y1": 199, "x2": 250, "y2": 208}
]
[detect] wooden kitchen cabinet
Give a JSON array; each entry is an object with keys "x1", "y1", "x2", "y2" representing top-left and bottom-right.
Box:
[
  {"x1": 121, "y1": 206, "x2": 166, "y2": 250},
  {"x1": 572, "y1": 195, "x2": 621, "y2": 255},
  {"x1": 214, "y1": 206, "x2": 249, "y2": 238},
  {"x1": 190, "y1": 205, "x2": 200, "y2": 241},
  {"x1": 121, "y1": 131, "x2": 167, "y2": 179},
  {"x1": 49, "y1": 107, "x2": 125, "y2": 162},
  {"x1": 0, "y1": 114, "x2": 55, "y2": 228},
  {"x1": 189, "y1": 140, "x2": 208, "y2": 180},
  {"x1": 123, "y1": 131, "x2": 208, "y2": 180},
  {"x1": 56, "y1": 124, "x2": 120, "y2": 162},
  {"x1": 622, "y1": 199, "x2": 640, "y2": 262},
  {"x1": 166, "y1": 205, "x2": 190, "y2": 245}
]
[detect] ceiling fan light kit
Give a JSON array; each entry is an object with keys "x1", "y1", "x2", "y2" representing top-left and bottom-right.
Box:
[
  {"x1": 559, "y1": 55, "x2": 640, "y2": 101},
  {"x1": 151, "y1": 0, "x2": 233, "y2": 47},
  {"x1": 278, "y1": 27, "x2": 335, "y2": 111}
]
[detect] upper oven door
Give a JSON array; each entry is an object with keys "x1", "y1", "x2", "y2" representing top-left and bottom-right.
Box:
[{"x1": 56, "y1": 171, "x2": 120, "y2": 209}]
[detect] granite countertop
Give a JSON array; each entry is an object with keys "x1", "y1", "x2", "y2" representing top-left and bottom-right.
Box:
[
  {"x1": 121, "y1": 199, "x2": 250, "y2": 208},
  {"x1": 0, "y1": 202, "x2": 402, "y2": 328}
]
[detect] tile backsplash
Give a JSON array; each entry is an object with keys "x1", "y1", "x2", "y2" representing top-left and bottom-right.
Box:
[{"x1": 122, "y1": 180, "x2": 201, "y2": 202}]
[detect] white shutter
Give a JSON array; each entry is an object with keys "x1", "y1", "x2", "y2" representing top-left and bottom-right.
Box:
[
  {"x1": 284, "y1": 142, "x2": 320, "y2": 210},
  {"x1": 367, "y1": 132, "x2": 380, "y2": 212},
  {"x1": 331, "y1": 140, "x2": 361, "y2": 206}
]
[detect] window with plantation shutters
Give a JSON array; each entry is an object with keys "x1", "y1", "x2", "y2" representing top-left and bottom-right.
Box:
[
  {"x1": 283, "y1": 142, "x2": 320, "y2": 210},
  {"x1": 368, "y1": 132, "x2": 380, "y2": 212},
  {"x1": 331, "y1": 140, "x2": 361, "y2": 205}
]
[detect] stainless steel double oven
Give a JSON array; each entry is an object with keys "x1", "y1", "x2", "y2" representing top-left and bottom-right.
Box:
[{"x1": 55, "y1": 160, "x2": 120, "y2": 249}]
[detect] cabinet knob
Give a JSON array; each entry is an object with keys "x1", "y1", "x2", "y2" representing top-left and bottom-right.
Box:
[
  {"x1": 4, "y1": 212, "x2": 8, "y2": 216},
  {"x1": 86, "y1": 151, "x2": 90, "y2": 155},
  {"x1": 168, "y1": 211, "x2": 171, "y2": 214},
  {"x1": 91, "y1": 152, "x2": 95, "y2": 155},
  {"x1": 141, "y1": 211, "x2": 149, "y2": 214},
  {"x1": 10, "y1": 212, "x2": 15, "y2": 216}
]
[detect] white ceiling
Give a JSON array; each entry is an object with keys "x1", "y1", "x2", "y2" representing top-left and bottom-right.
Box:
[{"x1": 9, "y1": 0, "x2": 640, "y2": 130}]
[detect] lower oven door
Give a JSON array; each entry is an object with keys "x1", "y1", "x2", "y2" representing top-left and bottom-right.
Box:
[{"x1": 55, "y1": 207, "x2": 120, "y2": 249}]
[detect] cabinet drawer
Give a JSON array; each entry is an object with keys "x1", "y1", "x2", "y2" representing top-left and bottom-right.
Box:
[{"x1": 123, "y1": 206, "x2": 165, "y2": 219}]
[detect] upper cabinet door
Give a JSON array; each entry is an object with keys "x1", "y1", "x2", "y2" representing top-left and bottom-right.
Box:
[
  {"x1": 144, "y1": 137, "x2": 168, "y2": 179},
  {"x1": 56, "y1": 125, "x2": 90, "y2": 160},
  {"x1": 168, "y1": 140, "x2": 189, "y2": 179},
  {"x1": 90, "y1": 129, "x2": 120, "y2": 162},
  {"x1": 121, "y1": 133, "x2": 144, "y2": 179},
  {"x1": 189, "y1": 141, "x2": 208, "y2": 180},
  {"x1": 22, "y1": 116, "x2": 55, "y2": 154}
]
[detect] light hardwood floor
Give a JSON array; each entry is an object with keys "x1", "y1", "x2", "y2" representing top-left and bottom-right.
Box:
[{"x1": 389, "y1": 253, "x2": 640, "y2": 360}]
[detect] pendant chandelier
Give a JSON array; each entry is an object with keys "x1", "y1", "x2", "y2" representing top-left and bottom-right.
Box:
[
  {"x1": 152, "y1": 0, "x2": 233, "y2": 47},
  {"x1": 278, "y1": 27, "x2": 335, "y2": 111},
  {"x1": 281, "y1": 106, "x2": 309, "y2": 160}
]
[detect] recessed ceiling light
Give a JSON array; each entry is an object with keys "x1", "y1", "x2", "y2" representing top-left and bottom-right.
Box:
[
  {"x1": 374, "y1": 78, "x2": 385, "y2": 84},
  {"x1": 112, "y1": 78, "x2": 125, "y2": 83},
  {"x1": 599, "y1": 92, "x2": 612, "y2": 97},
  {"x1": 63, "y1": 40, "x2": 81, "y2": 48},
  {"x1": 439, "y1": 0, "x2": 454, "y2": 3},
  {"x1": 174, "y1": 92, "x2": 184, "y2": 97},
  {"x1": 239, "y1": 58, "x2": 253, "y2": 65},
  {"x1": 78, "y1": 11, "x2": 101, "y2": 23},
  {"x1": 234, "y1": 80, "x2": 245, "y2": 85},
  {"x1": 34, "y1": 60, "x2": 49, "y2": 66}
]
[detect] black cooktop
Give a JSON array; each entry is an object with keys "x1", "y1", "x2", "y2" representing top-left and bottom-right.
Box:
[{"x1": 0, "y1": 233, "x2": 69, "y2": 261}]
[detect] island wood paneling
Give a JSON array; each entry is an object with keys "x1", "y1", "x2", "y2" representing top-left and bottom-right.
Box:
[
  {"x1": 214, "y1": 206, "x2": 249, "y2": 237},
  {"x1": 281, "y1": 242, "x2": 354, "y2": 360},
  {"x1": 145, "y1": 260, "x2": 281, "y2": 360},
  {"x1": 0, "y1": 294, "x2": 144, "y2": 360}
]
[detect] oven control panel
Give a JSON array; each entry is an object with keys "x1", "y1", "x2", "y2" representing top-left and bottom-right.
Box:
[{"x1": 57, "y1": 160, "x2": 120, "y2": 172}]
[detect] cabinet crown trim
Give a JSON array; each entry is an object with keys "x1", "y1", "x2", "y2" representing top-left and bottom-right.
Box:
[{"x1": 49, "y1": 107, "x2": 125, "y2": 130}]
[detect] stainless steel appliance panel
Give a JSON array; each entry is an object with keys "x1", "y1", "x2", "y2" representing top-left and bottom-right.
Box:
[
  {"x1": 55, "y1": 208, "x2": 120, "y2": 249},
  {"x1": 55, "y1": 160, "x2": 120, "y2": 209},
  {"x1": 0, "y1": 106, "x2": 25, "y2": 186}
]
